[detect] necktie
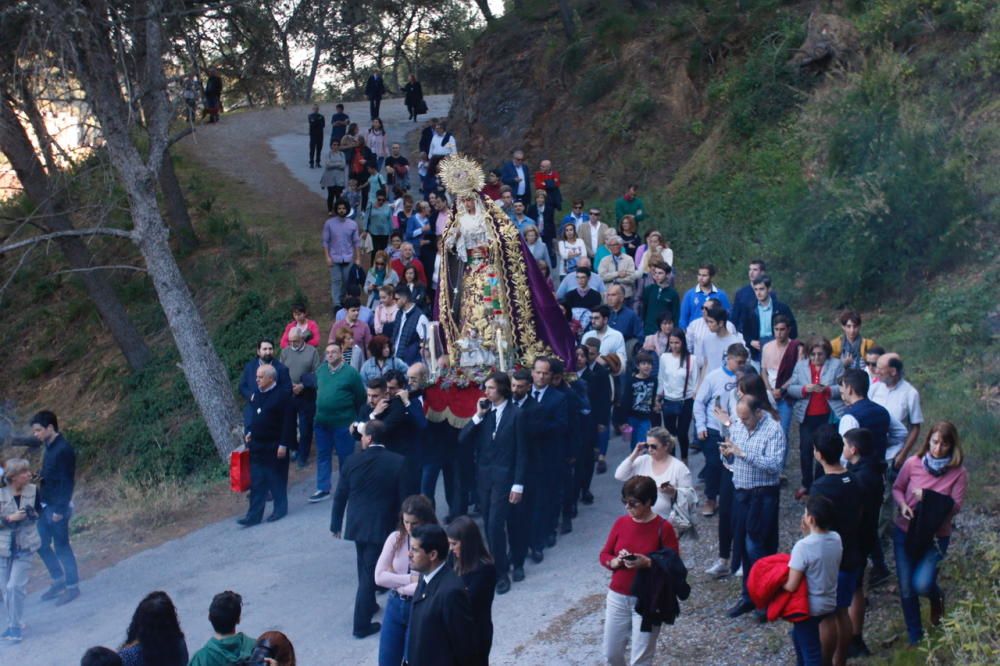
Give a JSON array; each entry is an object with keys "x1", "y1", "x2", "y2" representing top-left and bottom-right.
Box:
[{"x1": 532, "y1": 390, "x2": 540, "y2": 402}]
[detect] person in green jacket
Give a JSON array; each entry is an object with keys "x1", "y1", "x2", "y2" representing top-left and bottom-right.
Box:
[
  {"x1": 311, "y1": 342, "x2": 367, "y2": 501},
  {"x1": 614, "y1": 184, "x2": 647, "y2": 225},
  {"x1": 188, "y1": 591, "x2": 256, "y2": 666}
]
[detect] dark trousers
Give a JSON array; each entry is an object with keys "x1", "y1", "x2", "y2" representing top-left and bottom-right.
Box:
[
  {"x1": 576, "y1": 426, "x2": 597, "y2": 497},
  {"x1": 479, "y1": 468, "x2": 514, "y2": 580},
  {"x1": 326, "y1": 186, "x2": 344, "y2": 212},
  {"x1": 450, "y1": 429, "x2": 476, "y2": 517},
  {"x1": 401, "y1": 451, "x2": 422, "y2": 499},
  {"x1": 508, "y1": 472, "x2": 537, "y2": 567},
  {"x1": 530, "y1": 459, "x2": 561, "y2": 550},
  {"x1": 353, "y1": 541, "x2": 382, "y2": 634},
  {"x1": 702, "y1": 429, "x2": 723, "y2": 501},
  {"x1": 792, "y1": 616, "x2": 823, "y2": 666},
  {"x1": 309, "y1": 134, "x2": 323, "y2": 166},
  {"x1": 246, "y1": 454, "x2": 289, "y2": 522},
  {"x1": 369, "y1": 97, "x2": 381, "y2": 120},
  {"x1": 371, "y1": 234, "x2": 389, "y2": 255},
  {"x1": 718, "y1": 466, "x2": 738, "y2": 563},
  {"x1": 420, "y1": 421, "x2": 457, "y2": 511},
  {"x1": 291, "y1": 394, "x2": 316, "y2": 464},
  {"x1": 561, "y1": 458, "x2": 577, "y2": 520},
  {"x1": 734, "y1": 485, "x2": 780, "y2": 603},
  {"x1": 37, "y1": 506, "x2": 79, "y2": 587},
  {"x1": 661, "y1": 399, "x2": 694, "y2": 460},
  {"x1": 799, "y1": 414, "x2": 828, "y2": 491}
]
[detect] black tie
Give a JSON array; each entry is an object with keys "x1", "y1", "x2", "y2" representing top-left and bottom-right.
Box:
[{"x1": 532, "y1": 389, "x2": 540, "y2": 402}]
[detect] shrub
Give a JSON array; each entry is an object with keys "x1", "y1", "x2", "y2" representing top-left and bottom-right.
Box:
[
  {"x1": 574, "y1": 64, "x2": 618, "y2": 104},
  {"x1": 20, "y1": 357, "x2": 55, "y2": 381}
]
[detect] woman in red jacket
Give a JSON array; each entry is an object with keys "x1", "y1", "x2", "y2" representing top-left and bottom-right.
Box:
[{"x1": 599, "y1": 475, "x2": 679, "y2": 666}]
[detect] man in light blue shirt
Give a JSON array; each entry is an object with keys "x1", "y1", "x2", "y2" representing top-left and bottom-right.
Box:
[{"x1": 555, "y1": 256, "x2": 605, "y2": 300}]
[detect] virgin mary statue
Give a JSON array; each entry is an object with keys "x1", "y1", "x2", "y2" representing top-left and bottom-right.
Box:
[{"x1": 438, "y1": 155, "x2": 575, "y2": 370}]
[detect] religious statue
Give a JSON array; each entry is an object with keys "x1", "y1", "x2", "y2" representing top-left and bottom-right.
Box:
[{"x1": 437, "y1": 155, "x2": 575, "y2": 371}]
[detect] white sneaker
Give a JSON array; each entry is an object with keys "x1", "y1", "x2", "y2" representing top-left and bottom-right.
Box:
[
  {"x1": 735, "y1": 565, "x2": 744, "y2": 577},
  {"x1": 705, "y1": 558, "x2": 730, "y2": 578}
]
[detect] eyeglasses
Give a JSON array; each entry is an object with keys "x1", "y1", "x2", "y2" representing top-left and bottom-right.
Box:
[
  {"x1": 375, "y1": 262, "x2": 385, "y2": 266},
  {"x1": 866, "y1": 362, "x2": 878, "y2": 368},
  {"x1": 621, "y1": 498, "x2": 642, "y2": 508}
]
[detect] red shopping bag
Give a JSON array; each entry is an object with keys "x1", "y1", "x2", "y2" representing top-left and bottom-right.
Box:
[{"x1": 229, "y1": 448, "x2": 251, "y2": 493}]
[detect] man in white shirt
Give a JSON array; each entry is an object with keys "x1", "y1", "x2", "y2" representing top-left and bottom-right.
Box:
[
  {"x1": 687, "y1": 297, "x2": 740, "y2": 355},
  {"x1": 695, "y1": 303, "x2": 746, "y2": 377},
  {"x1": 869, "y1": 353, "x2": 923, "y2": 467},
  {"x1": 427, "y1": 122, "x2": 457, "y2": 159},
  {"x1": 582, "y1": 305, "x2": 627, "y2": 371}
]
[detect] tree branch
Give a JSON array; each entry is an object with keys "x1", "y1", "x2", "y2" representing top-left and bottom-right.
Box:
[
  {"x1": 167, "y1": 126, "x2": 194, "y2": 148},
  {"x1": 52, "y1": 264, "x2": 146, "y2": 276},
  {"x1": 0, "y1": 228, "x2": 135, "y2": 256}
]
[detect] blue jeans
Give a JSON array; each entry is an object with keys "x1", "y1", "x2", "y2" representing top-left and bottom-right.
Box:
[
  {"x1": 702, "y1": 429, "x2": 723, "y2": 501},
  {"x1": 791, "y1": 616, "x2": 823, "y2": 666},
  {"x1": 893, "y1": 526, "x2": 949, "y2": 644},
  {"x1": 735, "y1": 485, "x2": 780, "y2": 604},
  {"x1": 777, "y1": 400, "x2": 793, "y2": 467},
  {"x1": 627, "y1": 416, "x2": 652, "y2": 450},
  {"x1": 314, "y1": 424, "x2": 355, "y2": 493},
  {"x1": 378, "y1": 591, "x2": 411, "y2": 666},
  {"x1": 330, "y1": 262, "x2": 352, "y2": 309},
  {"x1": 37, "y1": 505, "x2": 79, "y2": 587}
]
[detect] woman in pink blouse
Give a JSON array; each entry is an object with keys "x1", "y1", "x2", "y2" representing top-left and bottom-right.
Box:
[
  {"x1": 375, "y1": 494, "x2": 438, "y2": 666},
  {"x1": 892, "y1": 421, "x2": 968, "y2": 645}
]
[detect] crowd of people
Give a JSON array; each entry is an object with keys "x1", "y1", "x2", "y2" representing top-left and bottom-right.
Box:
[{"x1": 0, "y1": 101, "x2": 971, "y2": 666}]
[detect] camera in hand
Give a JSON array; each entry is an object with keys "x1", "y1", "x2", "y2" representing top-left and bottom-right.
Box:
[
  {"x1": 621, "y1": 553, "x2": 638, "y2": 562},
  {"x1": 236, "y1": 639, "x2": 273, "y2": 666},
  {"x1": 22, "y1": 505, "x2": 38, "y2": 521}
]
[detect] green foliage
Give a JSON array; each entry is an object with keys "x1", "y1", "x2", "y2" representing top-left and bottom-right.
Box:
[
  {"x1": 595, "y1": 14, "x2": 633, "y2": 53},
  {"x1": 925, "y1": 532, "x2": 1000, "y2": 663},
  {"x1": 858, "y1": 0, "x2": 995, "y2": 42},
  {"x1": 574, "y1": 63, "x2": 618, "y2": 104},
  {"x1": 710, "y1": 17, "x2": 809, "y2": 136},
  {"x1": 19, "y1": 357, "x2": 55, "y2": 381},
  {"x1": 772, "y1": 50, "x2": 975, "y2": 301},
  {"x1": 628, "y1": 90, "x2": 657, "y2": 124}
]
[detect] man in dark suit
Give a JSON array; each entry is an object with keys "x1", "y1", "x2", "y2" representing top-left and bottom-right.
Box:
[
  {"x1": 549, "y1": 358, "x2": 590, "y2": 534},
  {"x1": 500, "y1": 149, "x2": 532, "y2": 204},
  {"x1": 330, "y1": 419, "x2": 404, "y2": 638},
  {"x1": 505, "y1": 369, "x2": 534, "y2": 582},
  {"x1": 579, "y1": 342, "x2": 612, "y2": 505},
  {"x1": 521, "y1": 357, "x2": 568, "y2": 562},
  {"x1": 458, "y1": 372, "x2": 525, "y2": 595},
  {"x1": 365, "y1": 70, "x2": 386, "y2": 120},
  {"x1": 238, "y1": 338, "x2": 291, "y2": 425},
  {"x1": 386, "y1": 368, "x2": 426, "y2": 497},
  {"x1": 239, "y1": 364, "x2": 296, "y2": 526},
  {"x1": 354, "y1": 376, "x2": 409, "y2": 454},
  {"x1": 741, "y1": 274, "x2": 797, "y2": 365},
  {"x1": 405, "y1": 524, "x2": 480, "y2": 666}
]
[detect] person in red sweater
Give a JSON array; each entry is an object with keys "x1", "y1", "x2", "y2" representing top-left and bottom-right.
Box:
[
  {"x1": 280, "y1": 304, "x2": 321, "y2": 348},
  {"x1": 599, "y1": 475, "x2": 679, "y2": 666},
  {"x1": 389, "y1": 242, "x2": 428, "y2": 286}
]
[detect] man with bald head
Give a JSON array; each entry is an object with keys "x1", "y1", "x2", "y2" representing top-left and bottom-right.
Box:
[
  {"x1": 533, "y1": 158, "x2": 562, "y2": 210},
  {"x1": 239, "y1": 364, "x2": 296, "y2": 526},
  {"x1": 280, "y1": 328, "x2": 321, "y2": 468},
  {"x1": 868, "y1": 353, "x2": 923, "y2": 468}
]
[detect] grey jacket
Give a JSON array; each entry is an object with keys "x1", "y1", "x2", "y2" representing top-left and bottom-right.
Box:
[
  {"x1": 0, "y1": 484, "x2": 41, "y2": 557},
  {"x1": 788, "y1": 358, "x2": 845, "y2": 423}
]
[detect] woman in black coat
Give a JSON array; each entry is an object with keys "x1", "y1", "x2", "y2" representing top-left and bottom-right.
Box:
[
  {"x1": 403, "y1": 74, "x2": 425, "y2": 122},
  {"x1": 447, "y1": 516, "x2": 497, "y2": 665}
]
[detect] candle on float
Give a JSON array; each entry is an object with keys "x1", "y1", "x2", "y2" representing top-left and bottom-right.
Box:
[
  {"x1": 429, "y1": 323, "x2": 438, "y2": 378},
  {"x1": 496, "y1": 328, "x2": 505, "y2": 370}
]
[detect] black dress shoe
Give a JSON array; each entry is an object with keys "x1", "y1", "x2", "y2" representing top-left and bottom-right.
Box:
[
  {"x1": 560, "y1": 518, "x2": 573, "y2": 535},
  {"x1": 530, "y1": 549, "x2": 544, "y2": 564},
  {"x1": 55, "y1": 587, "x2": 81, "y2": 607},
  {"x1": 496, "y1": 577, "x2": 511, "y2": 595},
  {"x1": 546, "y1": 534, "x2": 557, "y2": 548},
  {"x1": 41, "y1": 583, "x2": 66, "y2": 602},
  {"x1": 580, "y1": 491, "x2": 595, "y2": 505},
  {"x1": 237, "y1": 517, "x2": 261, "y2": 527},
  {"x1": 595, "y1": 459, "x2": 608, "y2": 474},
  {"x1": 265, "y1": 512, "x2": 286, "y2": 523},
  {"x1": 512, "y1": 566, "x2": 525, "y2": 582},
  {"x1": 726, "y1": 600, "x2": 756, "y2": 618},
  {"x1": 353, "y1": 622, "x2": 381, "y2": 639}
]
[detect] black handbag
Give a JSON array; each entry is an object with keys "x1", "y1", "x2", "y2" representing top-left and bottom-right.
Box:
[{"x1": 661, "y1": 356, "x2": 690, "y2": 417}]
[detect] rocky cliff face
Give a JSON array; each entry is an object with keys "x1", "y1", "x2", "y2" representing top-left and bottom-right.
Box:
[{"x1": 448, "y1": 11, "x2": 705, "y2": 202}]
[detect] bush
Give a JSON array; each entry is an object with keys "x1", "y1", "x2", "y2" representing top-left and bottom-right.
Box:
[
  {"x1": 771, "y1": 49, "x2": 975, "y2": 302},
  {"x1": 20, "y1": 357, "x2": 55, "y2": 381},
  {"x1": 574, "y1": 63, "x2": 618, "y2": 104}
]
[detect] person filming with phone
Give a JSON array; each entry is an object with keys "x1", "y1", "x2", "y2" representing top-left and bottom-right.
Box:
[{"x1": 599, "y1": 476, "x2": 679, "y2": 666}]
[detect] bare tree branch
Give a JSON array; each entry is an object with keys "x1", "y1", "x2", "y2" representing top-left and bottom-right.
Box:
[
  {"x1": 167, "y1": 125, "x2": 194, "y2": 147},
  {"x1": 0, "y1": 228, "x2": 135, "y2": 256},
  {"x1": 52, "y1": 264, "x2": 146, "y2": 276}
]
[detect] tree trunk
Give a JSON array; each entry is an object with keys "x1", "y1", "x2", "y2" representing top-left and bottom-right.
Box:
[
  {"x1": 558, "y1": 0, "x2": 576, "y2": 40},
  {"x1": 304, "y1": 36, "x2": 323, "y2": 103},
  {"x1": 0, "y1": 92, "x2": 153, "y2": 372},
  {"x1": 472, "y1": 0, "x2": 494, "y2": 23},
  {"x1": 53, "y1": 0, "x2": 244, "y2": 460},
  {"x1": 157, "y1": 151, "x2": 198, "y2": 252}
]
